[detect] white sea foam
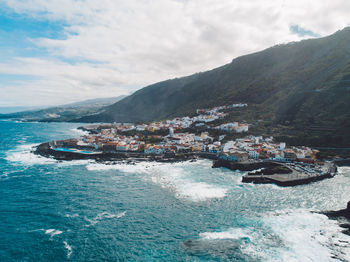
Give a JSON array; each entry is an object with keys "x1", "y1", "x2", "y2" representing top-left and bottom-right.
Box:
[
  {"x1": 149, "y1": 162, "x2": 229, "y2": 201},
  {"x1": 87, "y1": 160, "x2": 230, "y2": 202},
  {"x1": 84, "y1": 211, "x2": 126, "y2": 227},
  {"x1": 45, "y1": 229, "x2": 63, "y2": 237},
  {"x1": 63, "y1": 241, "x2": 72, "y2": 258},
  {"x1": 5, "y1": 143, "x2": 57, "y2": 165},
  {"x1": 338, "y1": 166, "x2": 350, "y2": 176},
  {"x1": 64, "y1": 213, "x2": 79, "y2": 218},
  {"x1": 86, "y1": 163, "x2": 130, "y2": 171},
  {"x1": 70, "y1": 128, "x2": 89, "y2": 137},
  {"x1": 263, "y1": 209, "x2": 350, "y2": 262},
  {"x1": 173, "y1": 181, "x2": 227, "y2": 202},
  {"x1": 5, "y1": 143, "x2": 91, "y2": 166},
  {"x1": 86, "y1": 161, "x2": 151, "y2": 173},
  {"x1": 200, "y1": 228, "x2": 251, "y2": 240},
  {"x1": 95, "y1": 211, "x2": 126, "y2": 219},
  {"x1": 197, "y1": 209, "x2": 350, "y2": 261}
]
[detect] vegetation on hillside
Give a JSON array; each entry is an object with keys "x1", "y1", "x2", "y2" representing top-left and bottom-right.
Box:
[{"x1": 76, "y1": 28, "x2": 350, "y2": 147}]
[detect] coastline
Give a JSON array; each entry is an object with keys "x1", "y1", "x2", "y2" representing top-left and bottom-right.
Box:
[
  {"x1": 35, "y1": 141, "x2": 338, "y2": 187},
  {"x1": 322, "y1": 202, "x2": 350, "y2": 236},
  {"x1": 34, "y1": 142, "x2": 209, "y2": 163}
]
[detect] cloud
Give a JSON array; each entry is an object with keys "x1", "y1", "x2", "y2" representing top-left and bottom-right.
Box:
[{"x1": 0, "y1": 0, "x2": 349, "y2": 106}]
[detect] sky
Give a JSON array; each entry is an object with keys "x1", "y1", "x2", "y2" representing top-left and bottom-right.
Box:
[{"x1": 0, "y1": 0, "x2": 349, "y2": 107}]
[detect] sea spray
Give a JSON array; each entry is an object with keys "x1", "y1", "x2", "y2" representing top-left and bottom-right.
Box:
[{"x1": 1, "y1": 122, "x2": 350, "y2": 261}]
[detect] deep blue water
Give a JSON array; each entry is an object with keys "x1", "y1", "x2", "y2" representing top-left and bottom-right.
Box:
[{"x1": 1, "y1": 121, "x2": 350, "y2": 261}]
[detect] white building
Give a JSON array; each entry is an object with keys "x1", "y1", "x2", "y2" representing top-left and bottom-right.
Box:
[
  {"x1": 249, "y1": 151, "x2": 260, "y2": 159},
  {"x1": 280, "y1": 143, "x2": 286, "y2": 150},
  {"x1": 223, "y1": 141, "x2": 235, "y2": 152}
]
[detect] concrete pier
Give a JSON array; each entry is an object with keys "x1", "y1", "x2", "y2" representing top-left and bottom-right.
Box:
[
  {"x1": 242, "y1": 162, "x2": 337, "y2": 186},
  {"x1": 213, "y1": 159, "x2": 337, "y2": 187}
]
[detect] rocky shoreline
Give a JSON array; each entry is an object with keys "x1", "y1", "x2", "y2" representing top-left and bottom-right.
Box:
[
  {"x1": 35, "y1": 142, "x2": 338, "y2": 187},
  {"x1": 34, "y1": 142, "x2": 199, "y2": 163},
  {"x1": 322, "y1": 201, "x2": 350, "y2": 236}
]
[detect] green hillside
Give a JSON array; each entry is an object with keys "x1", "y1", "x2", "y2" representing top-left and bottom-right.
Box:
[{"x1": 78, "y1": 28, "x2": 350, "y2": 147}]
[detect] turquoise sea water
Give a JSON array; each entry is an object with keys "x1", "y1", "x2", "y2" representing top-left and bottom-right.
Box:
[{"x1": 1, "y1": 121, "x2": 350, "y2": 261}]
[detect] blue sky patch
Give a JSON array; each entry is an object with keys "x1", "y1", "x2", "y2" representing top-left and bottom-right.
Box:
[
  {"x1": 290, "y1": 24, "x2": 320, "y2": 38},
  {"x1": 0, "y1": 4, "x2": 67, "y2": 61}
]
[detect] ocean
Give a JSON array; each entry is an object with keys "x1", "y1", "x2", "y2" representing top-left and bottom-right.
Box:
[{"x1": 0, "y1": 121, "x2": 350, "y2": 261}]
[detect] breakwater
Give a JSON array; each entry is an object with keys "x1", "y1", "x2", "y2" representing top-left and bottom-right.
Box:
[
  {"x1": 212, "y1": 159, "x2": 337, "y2": 187},
  {"x1": 212, "y1": 159, "x2": 284, "y2": 171}
]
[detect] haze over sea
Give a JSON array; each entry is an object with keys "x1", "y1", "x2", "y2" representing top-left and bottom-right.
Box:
[{"x1": 1, "y1": 121, "x2": 350, "y2": 261}]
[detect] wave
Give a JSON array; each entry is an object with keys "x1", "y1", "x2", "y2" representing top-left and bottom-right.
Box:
[
  {"x1": 195, "y1": 209, "x2": 350, "y2": 261},
  {"x1": 45, "y1": 229, "x2": 63, "y2": 238},
  {"x1": 86, "y1": 161, "x2": 151, "y2": 173},
  {"x1": 84, "y1": 211, "x2": 126, "y2": 227},
  {"x1": 338, "y1": 166, "x2": 350, "y2": 176},
  {"x1": 63, "y1": 241, "x2": 72, "y2": 258},
  {"x1": 200, "y1": 228, "x2": 251, "y2": 241},
  {"x1": 70, "y1": 128, "x2": 89, "y2": 137},
  {"x1": 5, "y1": 143, "x2": 57, "y2": 165},
  {"x1": 86, "y1": 160, "x2": 230, "y2": 202},
  {"x1": 262, "y1": 209, "x2": 350, "y2": 261},
  {"x1": 64, "y1": 213, "x2": 79, "y2": 218},
  {"x1": 5, "y1": 143, "x2": 91, "y2": 166},
  {"x1": 171, "y1": 180, "x2": 227, "y2": 202},
  {"x1": 146, "y1": 161, "x2": 229, "y2": 201}
]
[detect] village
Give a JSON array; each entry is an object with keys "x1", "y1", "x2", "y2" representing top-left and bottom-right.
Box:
[{"x1": 51, "y1": 103, "x2": 319, "y2": 165}]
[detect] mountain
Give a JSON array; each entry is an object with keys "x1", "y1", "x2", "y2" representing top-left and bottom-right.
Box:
[
  {"x1": 76, "y1": 28, "x2": 350, "y2": 147},
  {"x1": 0, "y1": 106, "x2": 44, "y2": 114},
  {"x1": 0, "y1": 95, "x2": 127, "y2": 122},
  {"x1": 58, "y1": 97, "x2": 127, "y2": 108}
]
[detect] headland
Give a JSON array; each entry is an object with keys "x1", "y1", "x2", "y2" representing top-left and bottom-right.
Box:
[{"x1": 35, "y1": 103, "x2": 341, "y2": 187}]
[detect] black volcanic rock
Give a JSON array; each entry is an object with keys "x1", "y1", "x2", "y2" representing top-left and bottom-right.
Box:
[
  {"x1": 323, "y1": 201, "x2": 350, "y2": 235},
  {"x1": 324, "y1": 201, "x2": 350, "y2": 219}
]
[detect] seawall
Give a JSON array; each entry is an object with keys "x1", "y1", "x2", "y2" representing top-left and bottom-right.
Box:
[{"x1": 212, "y1": 159, "x2": 337, "y2": 187}]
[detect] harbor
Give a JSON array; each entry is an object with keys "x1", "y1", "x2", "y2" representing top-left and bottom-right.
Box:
[{"x1": 241, "y1": 161, "x2": 337, "y2": 186}]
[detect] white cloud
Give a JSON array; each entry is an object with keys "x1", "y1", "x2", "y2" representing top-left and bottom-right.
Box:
[{"x1": 0, "y1": 0, "x2": 349, "y2": 106}]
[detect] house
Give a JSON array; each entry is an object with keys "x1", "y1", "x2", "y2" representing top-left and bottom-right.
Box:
[
  {"x1": 191, "y1": 145, "x2": 202, "y2": 152},
  {"x1": 196, "y1": 109, "x2": 207, "y2": 114},
  {"x1": 223, "y1": 141, "x2": 235, "y2": 152},
  {"x1": 249, "y1": 150, "x2": 260, "y2": 159},
  {"x1": 233, "y1": 124, "x2": 249, "y2": 133},
  {"x1": 283, "y1": 150, "x2": 297, "y2": 161},
  {"x1": 144, "y1": 145, "x2": 165, "y2": 154},
  {"x1": 207, "y1": 144, "x2": 220, "y2": 153}
]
